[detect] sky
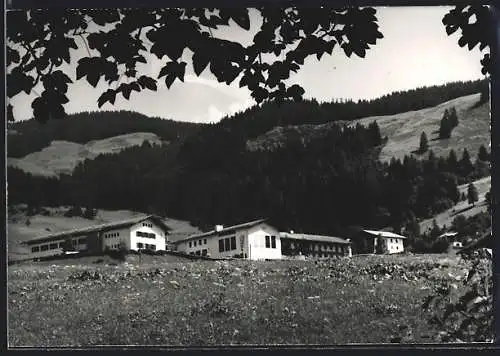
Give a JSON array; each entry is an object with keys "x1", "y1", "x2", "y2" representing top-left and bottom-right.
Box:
[{"x1": 8, "y1": 6, "x2": 487, "y2": 123}]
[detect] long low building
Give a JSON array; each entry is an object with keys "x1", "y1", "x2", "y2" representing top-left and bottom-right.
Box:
[
  {"x1": 20, "y1": 215, "x2": 171, "y2": 259},
  {"x1": 280, "y1": 231, "x2": 352, "y2": 258},
  {"x1": 173, "y1": 219, "x2": 352, "y2": 260}
]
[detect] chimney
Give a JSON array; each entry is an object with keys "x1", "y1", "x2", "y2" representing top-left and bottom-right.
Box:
[{"x1": 215, "y1": 225, "x2": 224, "y2": 232}]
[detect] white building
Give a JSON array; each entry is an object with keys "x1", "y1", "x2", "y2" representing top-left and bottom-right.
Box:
[
  {"x1": 21, "y1": 215, "x2": 170, "y2": 260},
  {"x1": 174, "y1": 219, "x2": 282, "y2": 260},
  {"x1": 362, "y1": 229, "x2": 406, "y2": 254}
]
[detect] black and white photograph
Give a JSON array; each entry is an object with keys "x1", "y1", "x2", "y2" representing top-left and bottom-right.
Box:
[{"x1": 6, "y1": 3, "x2": 495, "y2": 347}]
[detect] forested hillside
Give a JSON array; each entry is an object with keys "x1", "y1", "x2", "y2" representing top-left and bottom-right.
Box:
[
  {"x1": 7, "y1": 110, "x2": 203, "y2": 158},
  {"x1": 8, "y1": 79, "x2": 490, "y2": 241}
]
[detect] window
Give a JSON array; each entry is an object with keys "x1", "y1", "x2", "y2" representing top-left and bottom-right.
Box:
[
  {"x1": 199, "y1": 239, "x2": 202, "y2": 245},
  {"x1": 204, "y1": 239, "x2": 207, "y2": 245},
  {"x1": 137, "y1": 242, "x2": 144, "y2": 249},
  {"x1": 190, "y1": 252, "x2": 194, "y2": 255},
  {"x1": 202, "y1": 249, "x2": 208, "y2": 256},
  {"x1": 49, "y1": 243, "x2": 58, "y2": 250},
  {"x1": 230, "y1": 236, "x2": 236, "y2": 250},
  {"x1": 195, "y1": 250, "x2": 201, "y2": 256},
  {"x1": 41, "y1": 245, "x2": 49, "y2": 251},
  {"x1": 136, "y1": 231, "x2": 155, "y2": 238},
  {"x1": 59, "y1": 242, "x2": 64, "y2": 248},
  {"x1": 78, "y1": 238, "x2": 87, "y2": 244},
  {"x1": 271, "y1": 236, "x2": 276, "y2": 249},
  {"x1": 32, "y1": 246, "x2": 40, "y2": 253},
  {"x1": 265, "y1": 236, "x2": 271, "y2": 248},
  {"x1": 189, "y1": 241, "x2": 192, "y2": 248},
  {"x1": 224, "y1": 238, "x2": 230, "y2": 251},
  {"x1": 219, "y1": 240, "x2": 224, "y2": 252}
]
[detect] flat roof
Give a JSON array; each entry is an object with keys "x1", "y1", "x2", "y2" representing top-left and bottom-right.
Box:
[
  {"x1": 280, "y1": 232, "x2": 351, "y2": 244},
  {"x1": 21, "y1": 215, "x2": 171, "y2": 245}
]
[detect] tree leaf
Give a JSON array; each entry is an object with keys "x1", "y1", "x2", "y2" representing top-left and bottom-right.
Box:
[
  {"x1": 193, "y1": 52, "x2": 210, "y2": 76},
  {"x1": 138, "y1": 75, "x2": 157, "y2": 91},
  {"x1": 98, "y1": 89, "x2": 117, "y2": 108},
  {"x1": 165, "y1": 74, "x2": 176, "y2": 89},
  {"x1": 230, "y1": 10, "x2": 251, "y2": 30}
]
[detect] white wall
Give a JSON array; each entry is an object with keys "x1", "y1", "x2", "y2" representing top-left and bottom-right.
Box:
[
  {"x1": 176, "y1": 223, "x2": 282, "y2": 260},
  {"x1": 129, "y1": 219, "x2": 167, "y2": 251},
  {"x1": 384, "y1": 237, "x2": 405, "y2": 254},
  {"x1": 247, "y1": 225, "x2": 281, "y2": 260}
]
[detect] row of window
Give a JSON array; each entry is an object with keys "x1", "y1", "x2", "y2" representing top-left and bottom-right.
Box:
[
  {"x1": 389, "y1": 238, "x2": 401, "y2": 244},
  {"x1": 265, "y1": 235, "x2": 277, "y2": 249},
  {"x1": 290, "y1": 242, "x2": 343, "y2": 252},
  {"x1": 311, "y1": 251, "x2": 346, "y2": 258},
  {"x1": 142, "y1": 222, "x2": 153, "y2": 228},
  {"x1": 189, "y1": 238, "x2": 207, "y2": 248},
  {"x1": 190, "y1": 249, "x2": 208, "y2": 256},
  {"x1": 136, "y1": 231, "x2": 156, "y2": 239},
  {"x1": 137, "y1": 242, "x2": 156, "y2": 250},
  {"x1": 31, "y1": 238, "x2": 87, "y2": 253},
  {"x1": 104, "y1": 232, "x2": 120, "y2": 239},
  {"x1": 219, "y1": 236, "x2": 237, "y2": 252}
]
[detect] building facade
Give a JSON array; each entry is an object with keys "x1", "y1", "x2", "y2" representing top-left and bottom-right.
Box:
[
  {"x1": 174, "y1": 219, "x2": 282, "y2": 260},
  {"x1": 21, "y1": 215, "x2": 170, "y2": 260},
  {"x1": 279, "y1": 232, "x2": 352, "y2": 258},
  {"x1": 357, "y1": 229, "x2": 406, "y2": 254}
]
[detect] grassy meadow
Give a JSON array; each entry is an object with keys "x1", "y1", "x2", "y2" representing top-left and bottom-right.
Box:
[{"x1": 8, "y1": 253, "x2": 473, "y2": 347}]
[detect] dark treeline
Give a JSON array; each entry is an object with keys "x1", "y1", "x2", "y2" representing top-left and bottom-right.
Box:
[
  {"x1": 7, "y1": 122, "x2": 490, "y2": 238},
  {"x1": 212, "y1": 78, "x2": 487, "y2": 141},
  {"x1": 7, "y1": 110, "x2": 203, "y2": 158},
  {"x1": 8, "y1": 78, "x2": 486, "y2": 159}
]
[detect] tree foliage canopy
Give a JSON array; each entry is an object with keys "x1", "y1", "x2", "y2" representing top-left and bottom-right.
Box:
[{"x1": 6, "y1": 5, "x2": 491, "y2": 123}]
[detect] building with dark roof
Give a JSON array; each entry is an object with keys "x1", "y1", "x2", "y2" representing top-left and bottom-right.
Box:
[
  {"x1": 174, "y1": 218, "x2": 353, "y2": 260},
  {"x1": 21, "y1": 215, "x2": 171, "y2": 259},
  {"x1": 279, "y1": 231, "x2": 352, "y2": 258}
]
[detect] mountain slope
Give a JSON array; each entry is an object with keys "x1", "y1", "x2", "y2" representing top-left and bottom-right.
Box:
[
  {"x1": 349, "y1": 93, "x2": 489, "y2": 163},
  {"x1": 8, "y1": 132, "x2": 166, "y2": 177},
  {"x1": 419, "y1": 175, "x2": 490, "y2": 233},
  {"x1": 247, "y1": 93, "x2": 489, "y2": 163}
]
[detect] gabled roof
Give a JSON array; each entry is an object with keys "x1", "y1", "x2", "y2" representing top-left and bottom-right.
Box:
[
  {"x1": 21, "y1": 215, "x2": 171, "y2": 245},
  {"x1": 174, "y1": 218, "x2": 268, "y2": 243},
  {"x1": 362, "y1": 230, "x2": 407, "y2": 239},
  {"x1": 279, "y1": 232, "x2": 351, "y2": 245}
]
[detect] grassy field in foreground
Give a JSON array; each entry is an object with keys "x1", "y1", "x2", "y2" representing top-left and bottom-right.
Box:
[{"x1": 8, "y1": 254, "x2": 473, "y2": 346}]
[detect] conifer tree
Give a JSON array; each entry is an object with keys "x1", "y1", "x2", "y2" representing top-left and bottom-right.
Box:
[
  {"x1": 478, "y1": 144, "x2": 490, "y2": 161},
  {"x1": 419, "y1": 132, "x2": 429, "y2": 153},
  {"x1": 467, "y1": 182, "x2": 479, "y2": 206},
  {"x1": 449, "y1": 107, "x2": 459, "y2": 128}
]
